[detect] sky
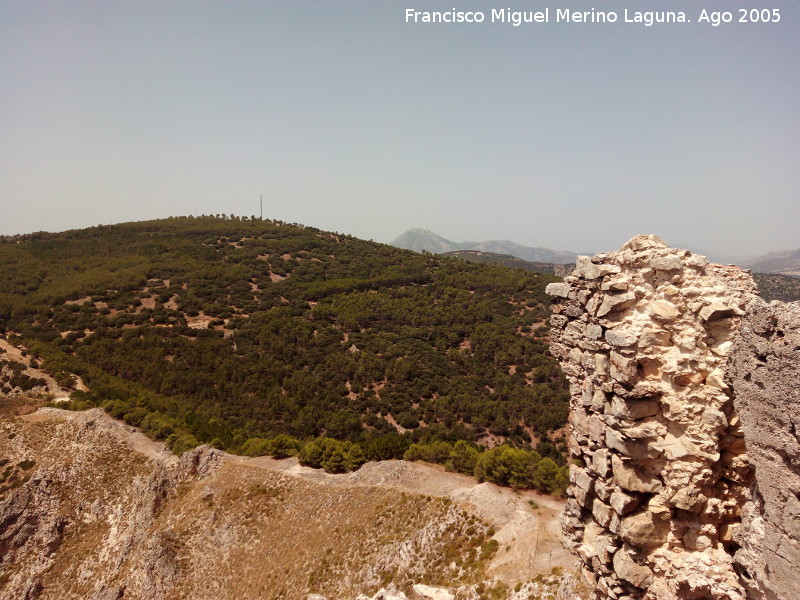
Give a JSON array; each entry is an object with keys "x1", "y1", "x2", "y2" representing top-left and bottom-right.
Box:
[{"x1": 2, "y1": 0, "x2": 798, "y2": 259}]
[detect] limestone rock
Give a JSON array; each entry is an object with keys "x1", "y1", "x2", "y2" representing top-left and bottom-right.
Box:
[
  {"x1": 548, "y1": 235, "x2": 763, "y2": 600},
  {"x1": 609, "y1": 351, "x2": 637, "y2": 384},
  {"x1": 596, "y1": 293, "x2": 635, "y2": 317},
  {"x1": 650, "y1": 300, "x2": 679, "y2": 320},
  {"x1": 648, "y1": 256, "x2": 683, "y2": 272},
  {"x1": 609, "y1": 491, "x2": 639, "y2": 516},
  {"x1": 571, "y1": 465, "x2": 595, "y2": 492},
  {"x1": 576, "y1": 255, "x2": 621, "y2": 280},
  {"x1": 591, "y1": 448, "x2": 611, "y2": 478},
  {"x1": 604, "y1": 328, "x2": 637, "y2": 347},
  {"x1": 411, "y1": 584, "x2": 454, "y2": 600},
  {"x1": 611, "y1": 455, "x2": 661, "y2": 494},
  {"x1": 618, "y1": 511, "x2": 669, "y2": 548},
  {"x1": 699, "y1": 301, "x2": 744, "y2": 322},
  {"x1": 592, "y1": 498, "x2": 614, "y2": 528},
  {"x1": 546, "y1": 282, "x2": 572, "y2": 298},
  {"x1": 729, "y1": 299, "x2": 800, "y2": 600},
  {"x1": 621, "y1": 234, "x2": 667, "y2": 251},
  {"x1": 609, "y1": 396, "x2": 660, "y2": 420},
  {"x1": 638, "y1": 327, "x2": 671, "y2": 347},
  {"x1": 601, "y1": 278, "x2": 629, "y2": 292},
  {"x1": 612, "y1": 550, "x2": 653, "y2": 588}
]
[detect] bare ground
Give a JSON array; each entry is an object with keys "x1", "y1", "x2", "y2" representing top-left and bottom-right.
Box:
[
  {"x1": 2, "y1": 407, "x2": 576, "y2": 599},
  {"x1": 250, "y1": 455, "x2": 573, "y2": 580},
  {"x1": 25, "y1": 407, "x2": 573, "y2": 583}
]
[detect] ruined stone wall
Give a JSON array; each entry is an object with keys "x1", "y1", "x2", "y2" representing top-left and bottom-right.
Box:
[
  {"x1": 547, "y1": 235, "x2": 758, "y2": 600},
  {"x1": 728, "y1": 300, "x2": 800, "y2": 600}
]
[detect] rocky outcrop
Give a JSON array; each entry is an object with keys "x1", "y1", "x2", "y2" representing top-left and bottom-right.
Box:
[
  {"x1": 728, "y1": 300, "x2": 800, "y2": 600},
  {"x1": 547, "y1": 235, "x2": 758, "y2": 600},
  {"x1": 0, "y1": 409, "x2": 221, "y2": 600},
  {"x1": 0, "y1": 471, "x2": 67, "y2": 596},
  {"x1": 4, "y1": 408, "x2": 562, "y2": 600}
]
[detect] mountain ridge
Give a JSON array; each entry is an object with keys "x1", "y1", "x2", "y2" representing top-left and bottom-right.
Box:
[
  {"x1": 391, "y1": 228, "x2": 579, "y2": 264},
  {"x1": 742, "y1": 247, "x2": 800, "y2": 277}
]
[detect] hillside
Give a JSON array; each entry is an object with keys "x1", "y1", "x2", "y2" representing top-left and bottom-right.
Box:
[
  {"x1": 0, "y1": 407, "x2": 578, "y2": 599},
  {"x1": 391, "y1": 228, "x2": 578, "y2": 264},
  {"x1": 751, "y1": 272, "x2": 800, "y2": 302},
  {"x1": 745, "y1": 248, "x2": 800, "y2": 277},
  {"x1": 0, "y1": 216, "x2": 569, "y2": 468},
  {"x1": 442, "y1": 250, "x2": 576, "y2": 277}
]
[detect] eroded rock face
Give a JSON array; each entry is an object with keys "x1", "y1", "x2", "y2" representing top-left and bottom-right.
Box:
[
  {"x1": 548, "y1": 235, "x2": 757, "y2": 600},
  {"x1": 728, "y1": 300, "x2": 800, "y2": 600}
]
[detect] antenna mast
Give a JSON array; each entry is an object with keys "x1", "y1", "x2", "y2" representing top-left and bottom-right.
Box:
[{"x1": 260, "y1": 195, "x2": 263, "y2": 220}]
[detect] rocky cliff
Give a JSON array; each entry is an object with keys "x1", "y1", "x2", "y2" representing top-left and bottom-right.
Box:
[
  {"x1": 0, "y1": 407, "x2": 575, "y2": 600},
  {"x1": 546, "y1": 235, "x2": 799, "y2": 600}
]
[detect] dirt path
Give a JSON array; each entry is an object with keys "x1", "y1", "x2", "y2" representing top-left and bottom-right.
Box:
[{"x1": 0, "y1": 337, "x2": 87, "y2": 400}]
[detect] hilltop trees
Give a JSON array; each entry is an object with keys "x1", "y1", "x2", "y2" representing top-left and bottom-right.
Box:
[{"x1": 0, "y1": 216, "x2": 570, "y2": 492}]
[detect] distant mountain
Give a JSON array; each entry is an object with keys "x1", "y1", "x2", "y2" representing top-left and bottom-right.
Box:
[
  {"x1": 392, "y1": 228, "x2": 578, "y2": 264},
  {"x1": 391, "y1": 228, "x2": 460, "y2": 254},
  {"x1": 743, "y1": 248, "x2": 800, "y2": 277}
]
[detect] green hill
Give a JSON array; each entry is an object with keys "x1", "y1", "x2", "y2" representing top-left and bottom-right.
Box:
[
  {"x1": 441, "y1": 250, "x2": 566, "y2": 275},
  {"x1": 752, "y1": 272, "x2": 800, "y2": 302},
  {"x1": 0, "y1": 216, "x2": 568, "y2": 468}
]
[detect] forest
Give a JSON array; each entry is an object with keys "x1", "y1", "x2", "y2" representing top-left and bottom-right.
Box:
[{"x1": 0, "y1": 216, "x2": 570, "y2": 491}]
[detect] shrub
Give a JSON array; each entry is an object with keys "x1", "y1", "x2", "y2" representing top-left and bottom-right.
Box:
[
  {"x1": 298, "y1": 439, "x2": 323, "y2": 468},
  {"x1": 345, "y1": 443, "x2": 367, "y2": 471},
  {"x1": 448, "y1": 440, "x2": 479, "y2": 475},
  {"x1": 168, "y1": 433, "x2": 200, "y2": 456}
]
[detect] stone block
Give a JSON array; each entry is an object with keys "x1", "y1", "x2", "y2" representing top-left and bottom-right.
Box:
[
  {"x1": 611, "y1": 454, "x2": 662, "y2": 493},
  {"x1": 595, "y1": 479, "x2": 612, "y2": 502},
  {"x1": 649, "y1": 256, "x2": 683, "y2": 271},
  {"x1": 592, "y1": 498, "x2": 614, "y2": 528},
  {"x1": 591, "y1": 448, "x2": 611, "y2": 478},
  {"x1": 586, "y1": 323, "x2": 604, "y2": 339},
  {"x1": 613, "y1": 550, "x2": 654, "y2": 588},
  {"x1": 597, "y1": 293, "x2": 635, "y2": 317},
  {"x1": 651, "y1": 300, "x2": 679, "y2": 320},
  {"x1": 576, "y1": 256, "x2": 621, "y2": 280},
  {"x1": 609, "y1": 351, "x2": 637, "y2": 384},
  {"x1": 610, "y1": 396, "x2": 660, "y2": 420},
  {"x1": 545, "y1": 282, "x2": 571, "y2": 298},
  {"x1": 605, "y1": 328, "x2": 638, "y2": 347},
  {"x1": 610, "y1": 491, "x2": 640, "y2": 516},
  {"x1": 601, "y1": 278, "x2": 630, "y2": 292},
  {"x1": 571, "y1": 465, "x2": 595, "y2": 492},
  {"x1": 639, "y1": 327, "x2": 671, "y2": 347},
  {"x1": 618, "y1": 511, "x2": 669, "y2": 548},
  {"x1": 699, "y1": 301, "x2": 744, "y2": 322}
]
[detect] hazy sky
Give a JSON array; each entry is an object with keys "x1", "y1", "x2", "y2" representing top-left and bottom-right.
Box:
[{"x1": 2, "y1": 1, "x2": 798, "y2": 258}]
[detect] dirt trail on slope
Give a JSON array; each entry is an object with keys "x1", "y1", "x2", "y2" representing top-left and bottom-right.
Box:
[
  {"x1": 0, "y1": 337, "x2": 87, "y2": 402},
  {"x1": 23, "y1": 408, "x2": 178, "y2": 463},
  {"x1": 23, "y1": 408, "x2": 574, "y2": 582}
]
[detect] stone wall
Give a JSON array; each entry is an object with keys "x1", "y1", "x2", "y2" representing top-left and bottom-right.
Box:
[
  {"x1": 728, "y1": 300, "x2": 800, "y2": 600},
  {"x1": 547, "y1": 235, "x2": 758, "y2": 600}
]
